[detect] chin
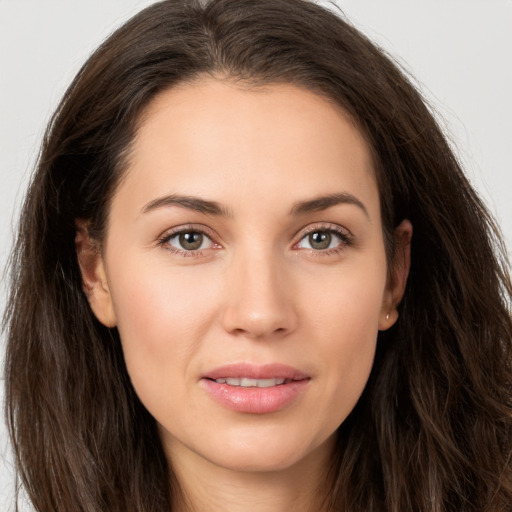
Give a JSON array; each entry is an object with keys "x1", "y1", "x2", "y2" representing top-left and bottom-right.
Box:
[
  {"x1": 211, "y1": 449, "x2": 305, "y2": 473},
  {"x1": 192, "y1": 427, "x2": 335, "y2": 474}
]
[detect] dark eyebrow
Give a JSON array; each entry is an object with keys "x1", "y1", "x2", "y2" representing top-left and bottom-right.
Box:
[
  {"x1": 141, "y1": 194, "x2": 230, "y2": 217},
  {"x1": 290, "y1": 193, "x2": 369, "y2": 219}
]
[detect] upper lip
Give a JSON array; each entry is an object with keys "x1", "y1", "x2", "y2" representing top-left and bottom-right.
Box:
[{"x1": 202, "y1": 363, "x2": 309, "y2": 381}]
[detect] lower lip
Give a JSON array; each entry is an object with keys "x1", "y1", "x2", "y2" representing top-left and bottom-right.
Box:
[{"x1": 201, "y1": 379, "x2": 310, "y2": 414}]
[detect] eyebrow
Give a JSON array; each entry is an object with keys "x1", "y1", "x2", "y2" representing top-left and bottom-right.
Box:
[
  {"x1": 140, "y1": 192, "x2": 369, "y2": 219},
  {"x1": 290, "y1": 193, "x2": 369, "y2": 219},
  {"x1": 141, "y1": 194, "x2": 230, "y2": 217}
]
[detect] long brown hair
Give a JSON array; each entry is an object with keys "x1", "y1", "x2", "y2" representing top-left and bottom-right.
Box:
[{"x1": 4, "y1": 0, "x2": 512, "y2": 510}]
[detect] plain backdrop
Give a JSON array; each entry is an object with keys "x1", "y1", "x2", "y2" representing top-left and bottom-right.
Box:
[{"x1": 1, "y1": 1, "x2": 511, "y2": 509}]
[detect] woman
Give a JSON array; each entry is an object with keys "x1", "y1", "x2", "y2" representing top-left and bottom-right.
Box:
[{"x1": 4, "y1": 0, "x2": 512, "y2": 510}]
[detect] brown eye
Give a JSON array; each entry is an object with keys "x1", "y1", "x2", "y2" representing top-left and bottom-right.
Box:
[
  {"x1": 308, "y1": 231, "x2": 332, "y2": 250},
  {"x1": 179, "y1": 232, "x2": 203, "y2": 250},
  {"x1": 296, "y1": 228, "x2": 349, "y2": 252},
  {"x1": 164, "y1": 230, "x2": 214, "y2": 252}
]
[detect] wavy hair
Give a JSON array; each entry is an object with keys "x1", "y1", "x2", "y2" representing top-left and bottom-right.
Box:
[{"x1": 4, "y1": 0, "x2": 512, "y2": 510}]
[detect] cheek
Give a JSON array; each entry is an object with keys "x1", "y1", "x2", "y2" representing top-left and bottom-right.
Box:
[
  {"x1": 303, "y1": 260, "x2": 386, "y2": 416},
  {"x1": 304, "y1": 254, "x2": 387, "y2": 338},
  {"x1": 107, "y1": 254, "x2": 220, "y2": 392}
]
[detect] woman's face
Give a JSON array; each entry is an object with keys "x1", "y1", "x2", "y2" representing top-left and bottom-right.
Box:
[{"x1": 80, "y1": 78, "x2": 409, "y2": 475}]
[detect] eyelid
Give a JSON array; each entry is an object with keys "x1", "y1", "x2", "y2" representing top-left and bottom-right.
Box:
[
  {"x1": 293, "y1": 222, "x2": 352, "y2": 241},
  {"x1": 157, "y1": 223, "x2": 217, "y2": 239},
  {"x1": 157, "y1": 224, "x2": 221, "y2": 255},
  {"x1": 292, "y1": 223, "x2": 353, "y2": 252},
  {"x1": 156, "y1": 222, "x2": 353, "y2": 257}
]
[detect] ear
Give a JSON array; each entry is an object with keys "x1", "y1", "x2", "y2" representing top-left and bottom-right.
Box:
[
  {"x1": 379, "y1": 219, "x2": 412, "y2": 331},
  {"x1": 75, "y1": 220, "x2": 117, "y2": 328}
]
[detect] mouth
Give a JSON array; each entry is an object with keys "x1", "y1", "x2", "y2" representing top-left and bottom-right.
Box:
[
  {"x1": 209, "y1": 377, "x2": 289, "y2": 387},
  {"x1": 202, "y1": 362, "x2": 309, "y2": 382},
  {"x1": 201, "y1": 363, "x2": 310, "y2": 413}
]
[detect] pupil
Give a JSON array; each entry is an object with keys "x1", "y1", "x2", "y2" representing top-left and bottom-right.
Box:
[
  {"x1": 179, "y1": 232, "x2": 203, "y2": 250},
  {"x1": 309, "y1": 231, "x2": 331, "y2": 250}
]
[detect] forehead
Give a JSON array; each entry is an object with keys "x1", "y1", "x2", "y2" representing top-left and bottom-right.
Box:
[{"x1": 117, "y1": 78, "x2": 379, "y2": 220}]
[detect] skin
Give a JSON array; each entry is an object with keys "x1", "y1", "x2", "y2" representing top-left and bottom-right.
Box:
[{"x1": 77, "y1": 78, "x2": 411, "y2": 512}]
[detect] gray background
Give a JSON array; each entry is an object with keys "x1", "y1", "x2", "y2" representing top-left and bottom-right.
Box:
[{"x1": 1, "y1": 1, "x2": 511, "y2": 509}]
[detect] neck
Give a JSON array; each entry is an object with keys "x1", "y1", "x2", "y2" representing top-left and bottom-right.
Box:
[{"x1": 169, "y1": 440, "x2": 335, "y2": 512}]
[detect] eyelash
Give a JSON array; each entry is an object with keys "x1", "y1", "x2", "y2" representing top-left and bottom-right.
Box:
[
  {"x1": 294, "y1": 224, "x2": 353, "y2": 256},
  {"x1": 157, "y1": 224, "x2": 353, "y2": 258},
  {"x1": 157, "y1": 224, "x2": 218, "y2": 258}
]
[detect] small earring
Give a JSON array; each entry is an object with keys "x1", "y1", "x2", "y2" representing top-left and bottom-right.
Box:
[{"x1": 385, "y1": 313, "x2": 390, "y2": 320}]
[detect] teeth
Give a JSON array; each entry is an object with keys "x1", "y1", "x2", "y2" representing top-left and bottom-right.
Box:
[{"x1": 215, "y1": 377, "x2": 286, "y2": 387}]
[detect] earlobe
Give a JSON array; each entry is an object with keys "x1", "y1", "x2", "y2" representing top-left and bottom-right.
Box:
[
  {"x1": 379, "y1": 219, "x2": 412, "y2": 331},
  {"x1": 75, "y1": 220, "x2": 117, "y2": 328}
]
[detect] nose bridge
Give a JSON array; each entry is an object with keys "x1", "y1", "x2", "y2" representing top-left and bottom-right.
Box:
[{"x1": 221, "y1": 241, "x2": 297, "y2": 338}]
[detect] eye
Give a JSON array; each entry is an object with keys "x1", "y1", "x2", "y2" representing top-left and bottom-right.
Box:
[
  {"x1": 161, "y1": 229, "x2": 215, "y2": 252},
  {"x1": 296, "y1": 228, "x2": 350, "y2": 252}
]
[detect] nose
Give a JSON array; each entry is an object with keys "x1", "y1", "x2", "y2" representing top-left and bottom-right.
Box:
[{"x1": 221, "y1": 248, "x2": 298, "y2": 339}]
